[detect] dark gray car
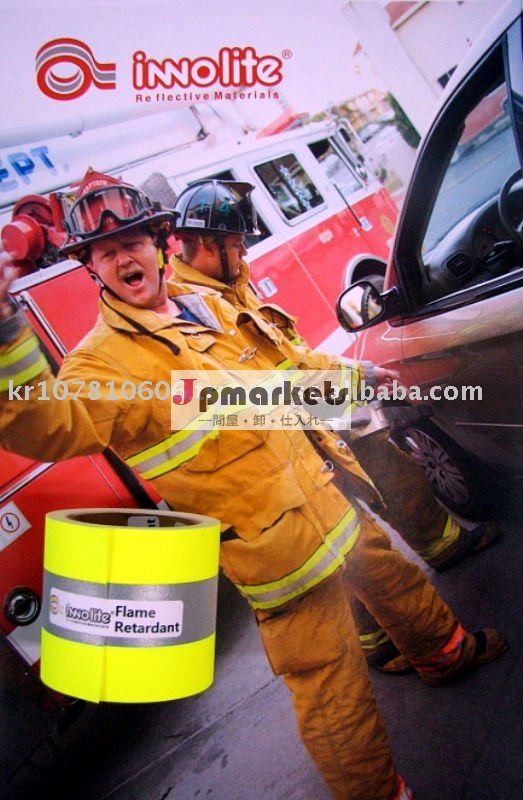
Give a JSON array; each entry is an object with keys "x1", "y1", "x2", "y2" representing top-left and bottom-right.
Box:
[{"x1": 337, "y1": 0, "x2": 523, "y2": 517}]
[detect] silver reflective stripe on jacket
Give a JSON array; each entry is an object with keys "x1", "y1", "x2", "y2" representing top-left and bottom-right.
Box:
[
  {"x1": 126, "y1": 426, "x2": 219, "y2": 479},
  {"x1": 0, "y1": 334, "x2": 47, "y2": 392},
  {"x1": 236, "y1": 507, "x2": 361, "y2": 610}
]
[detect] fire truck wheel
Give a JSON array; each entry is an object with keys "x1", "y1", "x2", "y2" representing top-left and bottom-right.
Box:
[{"x1": 393, "y1": 421, "x2": 487, "y2": 520}]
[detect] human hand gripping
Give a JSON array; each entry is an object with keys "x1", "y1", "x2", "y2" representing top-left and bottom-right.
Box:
[{"x1": 373, "y1": 366, "x2": 400, "y2": 388}]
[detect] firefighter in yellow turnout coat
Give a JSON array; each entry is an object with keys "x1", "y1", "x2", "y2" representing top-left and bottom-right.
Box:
[
  {"x1": 171, "y1": 179, "x2": 502, "y2": 672},
  {"x1": 0, "y1": 173, "x2": 507, "y2": 800}
]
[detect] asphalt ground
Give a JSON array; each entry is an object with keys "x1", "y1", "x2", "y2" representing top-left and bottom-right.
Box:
[{"x1": 3, "y1": 472, "x2": 522, "y2": 800}]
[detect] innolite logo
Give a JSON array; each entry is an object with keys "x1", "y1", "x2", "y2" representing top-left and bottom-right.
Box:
[
  {"x1": 35, "y1": 41, "x2": 284, "y2": 101},
  {"x1": 49, "y1": 588, "x2": 184, "y2": 639},
  {"x1": 66, "y1": 604, "x2": 111, "y2": 625},
  {"x1": 132, "y1": 46, "x2": 284, "y2": 90}
]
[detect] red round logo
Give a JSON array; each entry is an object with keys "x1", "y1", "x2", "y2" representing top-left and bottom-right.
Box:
[{"x1": 35, "y1": 38, "x2": 116, "y2": 101}]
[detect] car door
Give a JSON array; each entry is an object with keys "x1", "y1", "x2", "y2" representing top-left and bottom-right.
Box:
[{"x1": 394, "y1": 17, "x2": 523, "y2": 472}]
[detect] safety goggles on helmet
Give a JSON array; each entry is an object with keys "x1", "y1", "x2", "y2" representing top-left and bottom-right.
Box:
[{"x1": 66, "y1": 185, "x2": 155, "y2": 239}]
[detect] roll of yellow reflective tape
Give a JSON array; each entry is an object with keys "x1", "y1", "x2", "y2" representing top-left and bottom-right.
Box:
[{"x1": 40, "y1": 508, "x2": 220, "y2": 704}]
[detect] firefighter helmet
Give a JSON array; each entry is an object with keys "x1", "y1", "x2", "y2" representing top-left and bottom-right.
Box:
[
  {"x1": 174, "y1": 180, "x2": 260, "y2": 237},
  {"x1": 61, "y1": 169, "x2": 177, "y2": 257}
]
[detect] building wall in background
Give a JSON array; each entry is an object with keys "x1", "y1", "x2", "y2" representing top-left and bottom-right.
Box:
[{"x1": 390, "y1": 0, "x2": 501, "y2": 92}]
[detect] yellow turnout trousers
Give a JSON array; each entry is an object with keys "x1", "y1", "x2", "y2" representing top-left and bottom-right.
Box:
[
  {"x1": 349, "y1": 431, "x2": 467, "y2": 661},
  {"x1": 256, "y1": 513, "x2": 462, "y2": 799},
  {"x1": 349, "y1": 431, "x2": 461, "y2": 567}
]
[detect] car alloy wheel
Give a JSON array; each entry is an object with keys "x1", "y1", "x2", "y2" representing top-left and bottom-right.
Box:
[{"x1": 397, "y1": 423, "x2": 486, "y2": 519}]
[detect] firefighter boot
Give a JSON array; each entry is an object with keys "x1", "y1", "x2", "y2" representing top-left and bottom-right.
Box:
[
  {"x1": 350, "y1": 432, "x2": 502, "y2": 572},
  {"x1": 410, "y1": 623, "x2": 508, "y2": 686},
  {"x1": 345, "y1": 515, "x2": 508, "y2": 688},
  {"x1": 427, "y1": 521, "x2": 503, "y2": 572}
]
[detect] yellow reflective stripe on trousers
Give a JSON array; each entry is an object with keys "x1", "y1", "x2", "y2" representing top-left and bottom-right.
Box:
[
  {"x1": 0, "y1": 335, "x2": 48, "y2": 392},
  {"x1": 235, "y1": 507, "x2": 360, "y2": 610},
  {"x1": 126, "y1": 426, "x2": 219, "y2": 479},
  {"x1": 416, "y1": 515, "x2": 461, "y2": 561}
]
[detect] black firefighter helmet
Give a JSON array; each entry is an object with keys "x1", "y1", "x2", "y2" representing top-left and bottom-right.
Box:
[{"x1": 174, "y1": 179, "x2": 260, "y2": 237}]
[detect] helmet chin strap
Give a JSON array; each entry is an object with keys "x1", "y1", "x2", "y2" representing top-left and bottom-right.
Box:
[
  {"x1": 88, "y1": 268, "x2": 120, "y2": 300},
  {"x1": 217, "y1": 238, "x2": 233, "y2": 284},
  {"x1": 157, "y1": 247, "x2": 166, "y2": 295}
]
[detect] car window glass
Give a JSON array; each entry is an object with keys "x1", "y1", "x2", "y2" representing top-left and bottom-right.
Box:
[
  {"x1": 308, "y1": 139, "x2": 363, "y2": 201},
  {"x1": 423, "y1": 84, "x2": 518, "y2": 253},
  {"x1": 191, "y1": 169, "x2": 272, "y2": 248},
  {"x1": 419, "y1": 68, "x2": 522, "y2": 304},
  {"x1": 254, "y1": 154, "x2": 324, "y2": 220}
]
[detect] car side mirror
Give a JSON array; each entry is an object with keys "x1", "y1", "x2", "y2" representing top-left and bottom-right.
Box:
[{"x1": 336, "y1": 281, "x2": 403, "y2": 332}]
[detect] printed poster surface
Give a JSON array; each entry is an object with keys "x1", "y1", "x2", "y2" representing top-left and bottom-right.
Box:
[{"x1": 0, "y1": 1, "x2": 521, "y2": 798}]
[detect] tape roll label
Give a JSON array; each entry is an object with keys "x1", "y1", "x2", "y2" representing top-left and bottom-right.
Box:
[
  {"x1": 43, "y1": 570, "x2": 218, "y2": 648},
  {"x1": 50, "y1": 587, "x2": 184, "y2": 639}
]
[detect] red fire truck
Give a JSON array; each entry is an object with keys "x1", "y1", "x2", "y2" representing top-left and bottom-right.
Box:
[{"x1": 0, "y1": 110, "x2": 398, "y2": 742}]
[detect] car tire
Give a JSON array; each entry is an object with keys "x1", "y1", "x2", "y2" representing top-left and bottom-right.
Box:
[{"x1": 393, "y1": 421, "x2": 487, "y2": 519}]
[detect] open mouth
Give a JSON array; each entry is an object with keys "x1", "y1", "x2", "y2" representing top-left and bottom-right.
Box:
[{"x1": 122, "y1": 270, "x2": 144, "y2": 287}]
